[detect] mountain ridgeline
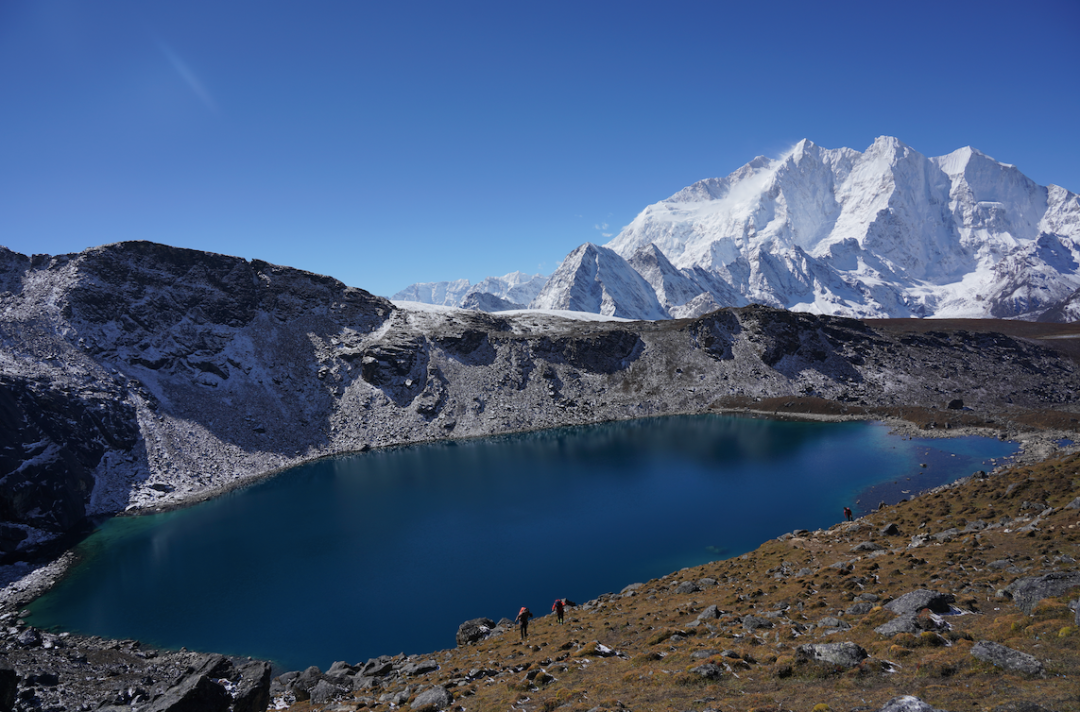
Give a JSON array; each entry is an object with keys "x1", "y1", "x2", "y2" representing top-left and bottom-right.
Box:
[
  {"x1": 397, "y1": 137, "x2": 1080, "y2": 322},
  {"x1": 2, "y1": 240, "x2": 1080, "y2": 554}
]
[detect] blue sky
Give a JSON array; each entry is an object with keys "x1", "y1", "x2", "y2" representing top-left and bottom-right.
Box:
[{"x1": 2, "y1": 1, "x2": 1078, "y2": 299}]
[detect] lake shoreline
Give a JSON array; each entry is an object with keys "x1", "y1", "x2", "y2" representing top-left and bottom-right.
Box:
[{"x1": 2, "y1": 407, "x2": 1071, "y2": 619}]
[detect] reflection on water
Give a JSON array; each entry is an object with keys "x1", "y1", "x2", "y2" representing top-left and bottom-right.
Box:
[{"x1": 28, "y1": 415, "x2": 1015, "y2": 671}]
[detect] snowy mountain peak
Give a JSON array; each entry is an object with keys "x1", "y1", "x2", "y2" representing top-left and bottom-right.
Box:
[
  {"x1": 529, "y1": 243, "x2": 668, "y2": 320},
  {"x1": 398, "y1": 137, "x2": 1080, "y2": 323},
  {"x1": 596, "y1": 137, "x2": 1080, "y2": 320}
]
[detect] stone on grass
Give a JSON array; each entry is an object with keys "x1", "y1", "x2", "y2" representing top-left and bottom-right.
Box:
[
  {"x1": 411, "y1": 685, "x2": 452, "y2": 710},
  {"x1": 795, "y1": 642, "x2": 867, "y2": 668},
  {"x1": 455, "y1": 617, "x2": 495, "y2": 646},
  {"x1": 1003, "y1": 572, "x2": 1080, "y2": 614},
  {"x1": 688, "y1": 663, "x2": 723, "y2": 680},
  {"x1": 884, "y1": 589, "x2": 954, "y2": 614},
  {"x1": 971, "y1": 640, "x2": 1045, "y2": 676}
]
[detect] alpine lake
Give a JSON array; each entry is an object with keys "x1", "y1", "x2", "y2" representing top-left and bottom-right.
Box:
[{"x1": 27, "y1": 415, "x2": 1017, "y2": 672}]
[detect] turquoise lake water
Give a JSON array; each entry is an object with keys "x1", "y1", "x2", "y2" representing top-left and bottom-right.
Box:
[{"x1": 27, "y1": 415, "x2": 1016, "y2": 672}]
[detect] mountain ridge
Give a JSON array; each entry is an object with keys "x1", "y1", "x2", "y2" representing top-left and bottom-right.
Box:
[{"x1": 397, "y1": 137, "x2": 1080, "y2": 322}]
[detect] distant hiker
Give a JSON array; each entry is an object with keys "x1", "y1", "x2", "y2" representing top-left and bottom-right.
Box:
[
  {"x1": 844, "y1": 506, "x2": 853, "y2": 522},
  {"x1": 552, "y1": 598, "x2": 565, "y2": 624},
  {"x1": 515, "y1": 606, "x2": 533, "y2": 641}
]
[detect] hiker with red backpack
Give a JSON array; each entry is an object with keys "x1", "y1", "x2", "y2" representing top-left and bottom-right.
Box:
[
  {"x1": 552, "y1": 598, "x2": 565, "y2": 624},
  {"x1": 515, "y1": 606, "x2": 533, "y2": 641}
]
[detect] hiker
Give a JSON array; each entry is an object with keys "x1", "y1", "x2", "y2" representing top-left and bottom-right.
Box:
[
  {"x1": 844, "y1": 506, "x2": 853, "y2": 522},
  {"x1": 552, "y1": 598, "x2": 565, "y2": 624},
  {"x1": 515, "y1": 606, "x2": 533, "y2": 641}
]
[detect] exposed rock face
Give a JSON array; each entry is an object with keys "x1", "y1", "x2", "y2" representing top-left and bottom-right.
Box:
[{"x1": 2, "y1": 241, "x2": 1080, "y2": 554}]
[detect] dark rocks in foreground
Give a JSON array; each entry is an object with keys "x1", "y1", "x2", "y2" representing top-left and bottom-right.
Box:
[{"x1": 0, "y1": 625, "x2": 270, "y2": 712}]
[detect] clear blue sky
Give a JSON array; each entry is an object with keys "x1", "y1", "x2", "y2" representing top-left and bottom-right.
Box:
[{"x1": 2, "y1": 1, "x2": 1078, "y2": 299}]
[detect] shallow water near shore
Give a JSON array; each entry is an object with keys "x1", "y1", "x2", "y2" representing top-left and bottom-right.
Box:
[{"x1": 28, "y1": 415, "x2": 1016, "y2": 672}]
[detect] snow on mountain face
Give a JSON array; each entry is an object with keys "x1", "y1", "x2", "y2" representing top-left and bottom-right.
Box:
[
  {"x1": 393, "y1": 278, "x2": 473, "y2": 307},
  {"x1": 529, "y1": 243, "x2": 668, "y2": 320},
  {"x1": 394, "y1": 272, "x2": 546, "y2": 311},
  {"x1": 598, "y1": 137, "x2": 1080, "y2": 320}
]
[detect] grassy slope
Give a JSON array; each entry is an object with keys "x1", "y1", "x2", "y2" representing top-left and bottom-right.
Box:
[{"x1": 284, "y1": 446, "x2": 1080, "y2": 712}]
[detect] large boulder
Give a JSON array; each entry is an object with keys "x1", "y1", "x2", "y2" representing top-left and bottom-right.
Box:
[
  {"x1": 309, "y1": 679, "x2": 348, "y2": 705},
  {"x1": 232, "y1": 660, "x2": 272, "y2": 712},
  {"x1": 971, "y1": 640, "x2": 1045, "y2": 676},
  {"x1": 143, "y1": 674, "x2": 230, "y2": 712},
  {"x1": 884, "y1": 589, "x2": 955, "y2": 615},
  {"x1": 411, "y1": 685, "x2": 453, "y2": 710},
  {"x1": 1003, "y1": 572, "x2": 1080, "y2": 614},
  {"x1": 795, "y1": 642, "x2": 867, "y2": 668},
  {"x1": 456, "y1": 617, "x2": 495, "y2": 646},
  {"x1": 688, "y1": 663, "x2": 723, "y2": 680}
]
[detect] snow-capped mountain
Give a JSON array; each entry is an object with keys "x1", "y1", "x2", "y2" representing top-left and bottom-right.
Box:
[
  {"x1": 529, "y1": 243, "x2": 668, "y2": 320},
  {"x1": 600, "y1": 137, "x2": 1080, "y2": 320},
  {"x1": 394, "y1": 271, "x2": 547, "y2": 310},
  {"x1": 423, "y1": 137, "x2": 1079, "y2": 322}
]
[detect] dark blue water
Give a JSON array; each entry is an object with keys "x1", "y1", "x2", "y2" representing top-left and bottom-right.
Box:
[{"x1": 28, "y1": 416, "x2": 1015, "y2": 672}]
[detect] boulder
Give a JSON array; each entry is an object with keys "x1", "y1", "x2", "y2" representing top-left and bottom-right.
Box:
[
  {"x1": 741, "y1": 614, "x2": 773, "y2": 630},
  {"x1": 971, "y1": 640, "x2": 1045, "y2": 676},
  {"x1": 688, "y1": 663, "x2": 723, "y2": 680},
  {"x1": 795, "y1": 642, "x2": 867, "y2": 668},
  {"x1": 401, "y1": 659, "x2": 439, "y2": 676},
  {"x1": 286, "y1": 665, "x2": 324, "y2": 701},
  {"x1": 456, "y1": 617, "x2": 495, "y2": 646},
  {"x1": 143, "y1": 674, "x2": 230, "y2": 712},
  {"x1": 232, "y1": 660, "x2": 272, "y2": 712},
  {"x1": 411, "y1": 685, "x2": 452, "y2": 710},
  {"x1": 817, "y1": 616, "x2": 851, "y2": 631},
  {"x1": 875, "y1": 608, "x2": 947, "y2": 637},
  {"x1": 875, "y1": 614, "x2": 921, "y2": 636},
  {"x1": 884, "y1": 589, "x2": 955, "y2": 615},
  {"x1": 846, "y1": 601, "x2": 875, "y2": 615},
  {"x1": 674, "y1": 581, "x2": 700, "y2": 594},
  {"x1": 309, "y1": 679, "x2": 348, "y2": 705},
  {"x1": 1003, "y1": 572, "x2": 1080, "y2": 614}
]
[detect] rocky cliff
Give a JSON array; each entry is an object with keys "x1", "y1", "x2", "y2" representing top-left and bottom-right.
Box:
[{"x1": 2, "y1": 241, "x2": 1080, "y2": 555}]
